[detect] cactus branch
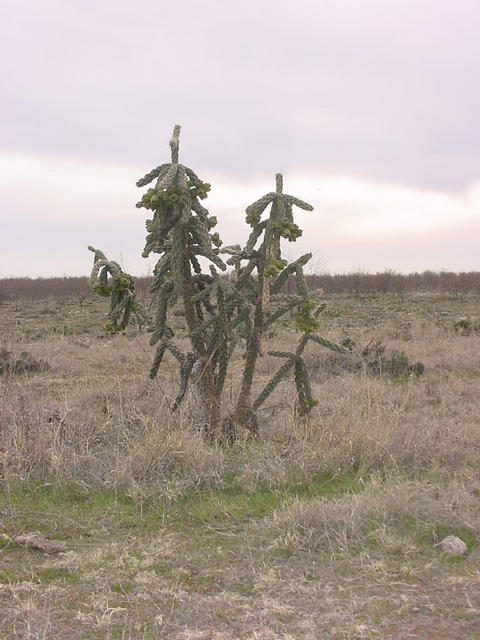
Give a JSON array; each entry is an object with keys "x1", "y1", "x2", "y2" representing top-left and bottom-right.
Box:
[{"x1": 170, "y1": 124, "x2": 181, "y2": 164}]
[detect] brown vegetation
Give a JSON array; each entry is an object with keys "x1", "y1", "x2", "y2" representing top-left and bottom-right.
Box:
[{"x1": 0, "y1": 294, "x2": 479, "y2": 638}]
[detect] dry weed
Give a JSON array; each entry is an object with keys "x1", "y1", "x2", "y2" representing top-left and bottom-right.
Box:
[
  {"x1": 268, "y1": 475, "x2": 480, "y2": 554},
  {"x1": 1, "y1": 299, "x2": 480, "y2": 496}
]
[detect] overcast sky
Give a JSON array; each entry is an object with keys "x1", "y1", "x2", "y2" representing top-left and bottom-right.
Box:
[{"x1": 1, "y1": 0, "x2": 479, "y2": 277}]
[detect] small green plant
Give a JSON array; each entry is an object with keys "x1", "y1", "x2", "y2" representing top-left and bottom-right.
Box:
[
  {"x1": 361, "y1": 340, "x2": 425, "y2": 380},
  {"x1": 340, "y1": 337, "x2": 356, "y2": 352},
  {"x1": 89, "y1": 125, "x2": 347, "y2": 438},
  {"x1": 454, "y1": 316, "x2": 480, "y2": 336}
]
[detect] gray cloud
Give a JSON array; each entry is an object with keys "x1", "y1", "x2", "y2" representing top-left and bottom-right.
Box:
[
  {"x1": 2, "y1": 0, "x2": 480, "y2": 188},
  {"x1": 1, "y1": 151, "x2": 478, "y2": 277},
  {"x1": 2, "y1": 0, "x2": 479, "y2": 278}
]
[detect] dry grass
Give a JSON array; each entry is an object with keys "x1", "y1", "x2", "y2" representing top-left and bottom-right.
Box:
[
  {"x1": 268, "y1": 475, "x2": 480, "y2": 554},
  {"x1": 0, "y1": 293, "x2": 479, "y2": 638}
]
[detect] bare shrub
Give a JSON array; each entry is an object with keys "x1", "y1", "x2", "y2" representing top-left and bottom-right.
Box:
[{"x1": 0, "y1": 348, "x2": 49, "y2": 374}]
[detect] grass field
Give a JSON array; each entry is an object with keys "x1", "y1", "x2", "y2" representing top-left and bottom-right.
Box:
[{"x1": 0, "y1": 293, "x2": 479, "y2": 639}]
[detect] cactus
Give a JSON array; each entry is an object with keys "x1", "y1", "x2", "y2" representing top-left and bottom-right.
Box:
[
  {"x1": 88, "y1": 246, "x2": 147, "y2": 332},
  {"x1": 89, "y1": 126, "x2": 347, "y2": 438},
  {"x1": 226, "y1": 173, "x2": 348, "y2": 433}
]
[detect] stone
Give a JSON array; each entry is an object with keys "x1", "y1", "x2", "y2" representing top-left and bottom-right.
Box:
[
  {"x1": 435, "y1": 535, "x2": 467, "y2": 556},
  {"x1": 15, "y1": 532, "x2": 66, "y2": 554}
]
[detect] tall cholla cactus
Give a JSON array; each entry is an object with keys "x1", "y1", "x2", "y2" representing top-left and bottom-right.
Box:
[
  {"x1": 227, "y1": 173, "x2": 346, "y2": 432},
  {"x1": 89, "y1": 125, "x2": 347, "y2": 439},
  {"x1": 136, "y1": 124, "x2": 234, "y2": 435}
]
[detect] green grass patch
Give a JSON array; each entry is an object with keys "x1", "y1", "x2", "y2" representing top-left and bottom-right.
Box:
[
  {"x1": 111, "y1": 580, "x2": 133, "y2": 594},
  {"x1": 287, "y1": 471, "x2": 361, "y2": 498},
  {"x1": 35, "y1": 567, "x2": 79, "y2": 584},
  {"x1": 0, "y1": 483, "x2": 164, "y2": 540},
  {"x1": 0, "y1": 569, "x2": 28, "y2": 584},
  {"x1": 0, "y1": 567, "x2": 78, "y2": 585},
  {"x1": 176, "y1": 486, "x2": 278, "y2": 523},
  {"x1": 1, "y1": 472, "x2": 362, "y2": 549},
  {"x1": 171, "y1": 471, "x2": 361, "y2": 525}
]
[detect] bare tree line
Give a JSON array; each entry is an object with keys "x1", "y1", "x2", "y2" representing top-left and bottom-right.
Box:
[
  {"x1": 303, "y1": 270, "x2": 480, "y2": 297},
  {"x1": 1, "y1": 270, "x2": 479, "y2": 302}
]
